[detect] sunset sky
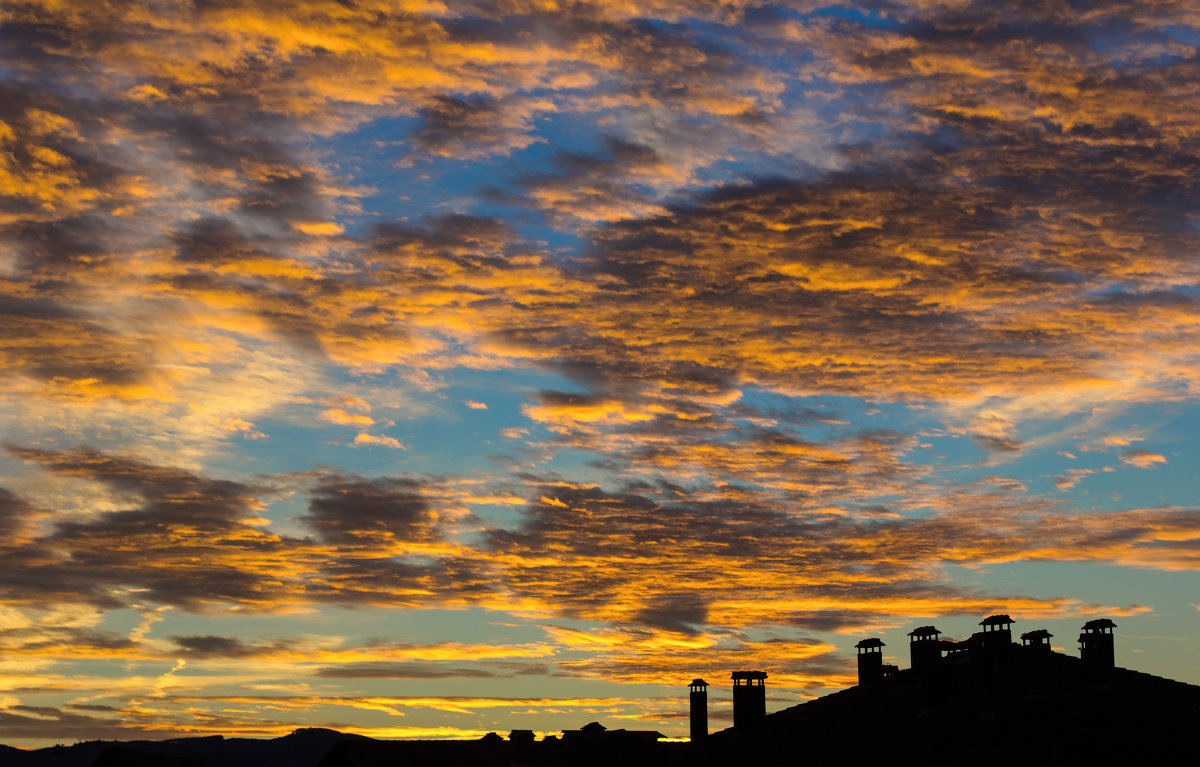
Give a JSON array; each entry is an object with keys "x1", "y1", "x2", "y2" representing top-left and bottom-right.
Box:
[{"x1": 3, "y1": 0, "x2": 1200, "y2": 747}]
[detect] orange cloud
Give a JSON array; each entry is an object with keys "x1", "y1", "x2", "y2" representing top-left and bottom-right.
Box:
[
  {"x1": 321, "y1": 408, "x2": 376, "y2": 426},
  {"x1": 1121, "y1": 449, "x2": 1167, "y2": 469}
]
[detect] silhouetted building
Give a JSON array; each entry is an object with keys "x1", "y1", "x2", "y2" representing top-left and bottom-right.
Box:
[
  {"x1": 1079, "y1": 618, "x2": 1116, "y2": 673},
  {"x1": 1021, "y1": 628, "x2": 1053, "y2": 654},
  {"x1": 689, "y1": 678, "x2": 708, "y2": 741},
  {"x1": 563, "y1": 721, "x2": 609, "y2": 743},
  {"x1": 731, "y1": 670, "x2": 767, "y2": 728},
  {"x1": 562, "y1": 721, "x2": 665, "y2": 745},
  {"x1": 855, "y1": 638, "x2": 886, "y2": 685},
  {"x1": 908, "y1": 625, "x2": 943, "y2": 670}
]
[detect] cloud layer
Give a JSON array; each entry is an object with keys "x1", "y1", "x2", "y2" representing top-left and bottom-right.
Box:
[{"x1": 3, "y1": 0, "x2": 1200, "y2": 745}]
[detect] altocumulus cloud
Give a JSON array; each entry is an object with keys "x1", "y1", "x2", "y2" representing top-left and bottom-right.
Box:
[{"x1": 2, "y1": 0, "x2": 1200, "y2": 744}]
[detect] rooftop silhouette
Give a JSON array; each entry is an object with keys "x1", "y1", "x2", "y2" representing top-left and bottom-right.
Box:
[{"x1": 703, "y1": 615, "x2": 1200, "y2": 766}]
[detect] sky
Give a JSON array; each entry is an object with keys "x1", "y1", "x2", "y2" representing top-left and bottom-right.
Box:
[{"x1": 2, "y1": 0, "x2": 1200, "y2": 747}]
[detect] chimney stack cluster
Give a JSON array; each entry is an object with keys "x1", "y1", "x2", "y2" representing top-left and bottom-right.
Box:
[
  {"x1": 855, "y1": 616, "x2": 1116, "y2": 685},
  {"x1": 686, "y1": 615, "x2": 1117, "y2": 742},
  {"x1": 687, "y1": 670, "x2": 769, "y2": 740}
]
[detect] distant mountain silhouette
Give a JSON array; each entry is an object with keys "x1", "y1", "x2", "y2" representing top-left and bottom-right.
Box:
[{"x1": 4, "y1": 727, "x2": 373, "y2": 767}]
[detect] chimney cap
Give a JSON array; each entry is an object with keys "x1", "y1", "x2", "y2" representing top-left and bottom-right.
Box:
[
  {"x1": 731, "y1": 670, "x2": 768, "y2": 680},
  {"x1": 1082, "y1": 618, "x2": 1116, "y2": 631},
  {"x1": 980, "y1": 614, "x2": 1014, "y2": 626},
  {"x1": 855, "y1": 637, "x2": 885, "y2": 649},
  {"x1": 908, "y1": 626, "x2": 941, "y2": 639},
  {"x1": 689, "y1": 678, "x2": 708, "y2": 687}
]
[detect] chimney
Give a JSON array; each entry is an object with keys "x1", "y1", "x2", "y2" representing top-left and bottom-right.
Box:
[
  {"x1": 688, "y1": 678, "x2": 708, "y2": 741},
  {"x1": 855, "y1": 638, "x2": 886, "y2": 685},
  {"x1": 977, "y1": 614, "x2": 1015, "y2": 657},
  {"x1": 1079, "y1": 618, "x2": 1116, "y2": 673},
  {"x1": 908, "y1": 626, "x2": 943, "y2": 671},
  {"x1": 1021, "y1": 629, "x2": 1053, "y2": 654},
  {"x1": 731, "y1": 670, "x2": 767, "y2": 729}
]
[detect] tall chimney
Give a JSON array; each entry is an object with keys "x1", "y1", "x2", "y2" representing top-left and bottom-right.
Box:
[
  {"x1": 688, "y1": 678, "x2": 708, "y2": 741},
  {"x1": 855, "y1": 638, "x2": 885, "y2": 685},
  {"x1": 1079, "y1": 618, "x2": 1116, "y2": 673},
  {"x1": 731, "y1": 670, "x2": 767, "y2": 728},
  {"x1": 908, "y1": 626, "x2": 943, "y2": 671}
]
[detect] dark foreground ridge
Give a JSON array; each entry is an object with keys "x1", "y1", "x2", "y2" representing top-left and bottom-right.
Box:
[{"x1": 6, "y1": 616, "x2": 1200, "y2": 766}]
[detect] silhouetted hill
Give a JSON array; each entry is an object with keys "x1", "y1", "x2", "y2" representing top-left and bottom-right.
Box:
[{"x1": 3, "y1": 728, "x2": 373, "y2": 767}]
